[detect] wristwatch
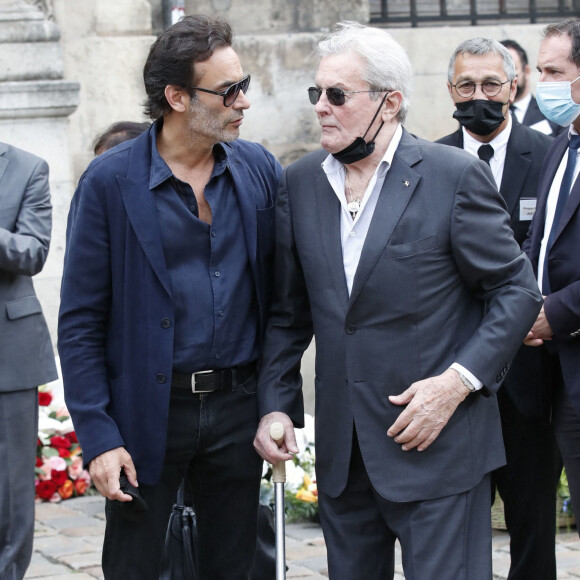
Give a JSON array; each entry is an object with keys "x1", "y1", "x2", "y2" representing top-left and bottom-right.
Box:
[{"x1": 457, "y1": 371, "x2": 476, "y2": 392}]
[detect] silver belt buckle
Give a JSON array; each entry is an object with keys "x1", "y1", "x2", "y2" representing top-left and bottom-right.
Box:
[{"x1": 191, "y1": 369, "x2": 214, "y2": 393}]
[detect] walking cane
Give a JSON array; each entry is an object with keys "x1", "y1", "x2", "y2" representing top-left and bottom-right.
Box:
[{"x1": 270, "y1": 421, "x2": 287, "y2": 580}]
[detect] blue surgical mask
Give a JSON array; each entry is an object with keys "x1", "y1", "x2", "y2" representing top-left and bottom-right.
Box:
[{"x1": 536, "y1": 76, "x2": 580, "y2": 127}]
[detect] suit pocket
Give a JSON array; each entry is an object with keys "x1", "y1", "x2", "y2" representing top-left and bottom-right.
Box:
[
  {"x1": 6, "y1": 295, "x2": 42, "y2": 320},
  {"x1": 384, "y1": 234, "x2": 436, "y2": 259}
]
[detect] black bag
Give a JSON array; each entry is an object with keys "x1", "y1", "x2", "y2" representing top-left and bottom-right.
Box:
[
  {"x1": 159, "y1": 482, "x2": 276, "y2": 580},
  {"x1": 159, "y1": 483, "x2": 199, "y2": 580}
]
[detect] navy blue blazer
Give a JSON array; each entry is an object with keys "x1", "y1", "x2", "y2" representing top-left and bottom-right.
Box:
[
  {"x1": 525, "y1": 130, "x2": 580, "y2": 419},
  {"x1": 437, "y1": 122, "x2": 552, "y2": 419},
  {"x1": 58, "y1": 128, "x2": 282, "y2": 484}
]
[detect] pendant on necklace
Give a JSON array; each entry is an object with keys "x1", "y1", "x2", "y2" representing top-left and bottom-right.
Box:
[{"x1": 347, "y1": 199, "x2": 361, "y2": 215}]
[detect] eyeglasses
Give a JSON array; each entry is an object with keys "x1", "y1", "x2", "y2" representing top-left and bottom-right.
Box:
[
  {"x1": 307, "y1": 87, "x2": 386, "y2": 107},
  {"x1": 187, "y1": 74, "x2": 251, "y2": 107},
  {"x1": 452, "y1": 79, "x2": 510, "y2": 98}
]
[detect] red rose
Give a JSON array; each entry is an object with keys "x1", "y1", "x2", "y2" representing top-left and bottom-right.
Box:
[
  {"x1": 65, "y1": 432, "x2": 78, "y2": 444},
  {"x1": 51, "y1": 469, "x2": 68, "y2": 486},
  {"x1": 36, "y1": 456, "x2": 43, "y2": 467},
  {"x1": 37, "y1": 480, "x2": 58, "y2": 500},
  {"x1": 57, "y1": 448, "x2": 71, "y2": 458},
  {"x1": 74, "y1": 479, "x2": 88, "y2": 496},
  {"x1": 58, "y1": 480, "x2": 74, "y2": 500},
  {"x1": 50, "y1": 436, "x2": 71, "y2": 450},
  {"x1": 38, "y1": 392, "x2": 52, "y2": 406}
]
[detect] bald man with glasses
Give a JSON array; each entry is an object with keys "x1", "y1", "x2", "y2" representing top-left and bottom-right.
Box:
[{"x1": 58, "y1": 15, "x2": 281, "y2": 580}]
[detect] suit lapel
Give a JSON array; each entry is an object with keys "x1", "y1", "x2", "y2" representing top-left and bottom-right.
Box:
[
  {"x1": 229, "y1": 154, "x2": 258, "y2": 277},
  {"x1": 349, "y1": 131, "x2": 421, "y2": 307},
  {"x1": 315, "y1": 170, "x2": 350, "y2": 312},
  {"x1": 529, "y1": 135, "x2": 568, "y2": 261},
  {"x1": 118, "y1": 131, "x2": 172, "y2": 296},
  {"x1": 501, "y1": 125, "x2": 531, "y2": 216},
  {"x1": 0, "y1": 148, "x2": 8, "y2": 187}
]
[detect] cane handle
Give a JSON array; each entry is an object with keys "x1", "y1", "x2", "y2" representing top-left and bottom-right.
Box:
[{"x1": 270, "y1": 422, "x2": 286, "y2": 484}]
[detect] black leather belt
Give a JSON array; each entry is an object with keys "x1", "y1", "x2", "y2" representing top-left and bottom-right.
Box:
[{"x1": 171, "y1": 362, "x2": 257, "y2": 393}]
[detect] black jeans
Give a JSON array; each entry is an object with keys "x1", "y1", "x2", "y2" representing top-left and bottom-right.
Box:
[{"x1": 102, "y1": 373, "x2": 263, "y2": 580}]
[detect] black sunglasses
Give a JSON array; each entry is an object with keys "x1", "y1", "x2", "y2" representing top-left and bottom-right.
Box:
[
  {"x1": 308, "y1": 86, "x2": 387, "y2": 107},
  {"x1": 188, "y1": 74, "x2": 251, "y2": 107}
]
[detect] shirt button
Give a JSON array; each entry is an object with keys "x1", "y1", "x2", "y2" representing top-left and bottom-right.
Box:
[
  {"x1": 161, "y1": 318, "x2": 171, "y2": 328},
  {"x1": 349, "y1": 231, "x2": 355, "y2": 237},
  {"x1": 215, "y1": 271, "x2": 221, "y2": 277},
  {"x1": 156, "y1": 374, "x2": 167, "y2": 384},
  {"x1": 219, "y1": 310, "x2": 224, "y2": 317},
  {"x1": 346, "y1": 326, "x2": 356, "y2": 335},
  {"x1": 211, "y1": 231, "x2": 216, "y2": 237}
]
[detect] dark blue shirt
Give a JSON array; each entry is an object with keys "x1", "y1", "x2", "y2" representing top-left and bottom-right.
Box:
[{"x1": 149, "y1": 122, "x2": 259, "y2": 372}]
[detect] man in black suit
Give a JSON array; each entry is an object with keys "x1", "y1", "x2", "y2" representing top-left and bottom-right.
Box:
[
  {"x1": 526, "y1": 16, "x2": 580, "y2": 539},
  {"x1": 437, "y1": 38, "x2": 559, "y2": 580},
  {"x1": 500, "y1": 39, "x2": 563, "y2": 137}
]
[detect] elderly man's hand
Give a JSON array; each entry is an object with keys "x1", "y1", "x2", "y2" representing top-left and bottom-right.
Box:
[
  {"x1": 387, "y1": 368, "x2": 470, "y2": 452},
  {"x1": 254, "y1": 411, "x2": 299, "y2": 464}
]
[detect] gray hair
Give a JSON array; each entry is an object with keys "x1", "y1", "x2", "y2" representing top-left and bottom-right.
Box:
[
  {"x1": 447, "y1": 37, "x2": 516, "y2": 84},
  {"x1": 311, "y1": 21, "x2": 414, "y2": 123}
]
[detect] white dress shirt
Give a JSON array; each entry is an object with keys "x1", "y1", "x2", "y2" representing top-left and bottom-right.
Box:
[
  {"x1": 538, "y1": 126, "x2": 580, "y2": 292},
  {"x1": 462, "y1": 113, "x2": 512, "y2": 190},
  {"x1": 322, "y1": 123, "x2": 483, "y2": 390}
]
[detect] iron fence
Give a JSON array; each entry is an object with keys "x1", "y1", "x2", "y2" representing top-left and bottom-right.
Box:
[{"x1": 370, "y1": 0, "x2": 580, "y2": 27}]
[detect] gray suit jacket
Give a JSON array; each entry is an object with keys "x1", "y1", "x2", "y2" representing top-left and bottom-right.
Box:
[
  {"x1": 258, "y1": 128, "x2": 542, "y2": 502},
  {"x1": 0, "y1": 142, "x2": 57, "y2": 391}
]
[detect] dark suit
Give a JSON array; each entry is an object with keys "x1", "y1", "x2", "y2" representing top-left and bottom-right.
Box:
[
  {"x1": 258, "y1": 128, "x2": 542, "y2": 579},
  {"x1": 437, "y1": 122, "x2": 560, "y2": 580},
  {"x1": 521, "y1": 95, "x2": 564, "y2": 137},
  {"x1": 525, "y1": 130, "x2": 580, "y2": 528},
  {"x1": 0, "y1": 142, "x2": 57, "y2": 578}
]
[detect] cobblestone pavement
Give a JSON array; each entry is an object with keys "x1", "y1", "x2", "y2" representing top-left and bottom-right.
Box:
[{"x1": 24, "y1": 495, "x2": 580, "y2": 579}]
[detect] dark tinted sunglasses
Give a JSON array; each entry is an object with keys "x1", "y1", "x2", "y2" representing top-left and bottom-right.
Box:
[
  {"x1": 188, "y1": 74, "x2": 251, "y2": 107},
  {"x1": 308, "y1": 86, "x2": 386, "y2": 107}
]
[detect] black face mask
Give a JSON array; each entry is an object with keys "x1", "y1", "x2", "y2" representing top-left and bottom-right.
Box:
[
  {"x1": 452, "y1": 99, "x2": 506, "y2": 136},
  {"x1": 332, "y1": 92, "x2": 389, "y2": 165}
]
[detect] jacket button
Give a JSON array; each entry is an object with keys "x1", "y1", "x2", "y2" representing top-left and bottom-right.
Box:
[
  {"x1": 161, "y1": 318, "x2": 171, "y2": 328},
  {"x1": 156, "y1": 374, "x2": 167, "y2": 384},
  {"x1": 346, "y1": 326, "x2": 356, "y2": 335}
]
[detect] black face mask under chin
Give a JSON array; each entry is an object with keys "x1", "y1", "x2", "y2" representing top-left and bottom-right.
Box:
[
  {"x1": 332, "y1": 92, "x2": 389, "y2": 165},
  {"x1": 452, "y1": 99, "x2": 506, "y2": 136}
]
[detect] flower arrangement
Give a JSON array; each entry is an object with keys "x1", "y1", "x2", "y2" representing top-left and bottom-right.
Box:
[
  {"x1": 557, "y1": 469, "x2": 574, "y2": 527},
  {"x1": 261, "y1": 414, "x2": 319, "y2": 523},
  {"x1": 36, "y1": 383, "x2": 93, "y2": 502}
]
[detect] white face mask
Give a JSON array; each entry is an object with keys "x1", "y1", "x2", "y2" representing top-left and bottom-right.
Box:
[{"x1": 536, "y1": 75, "x2": 580, "y2": 127}]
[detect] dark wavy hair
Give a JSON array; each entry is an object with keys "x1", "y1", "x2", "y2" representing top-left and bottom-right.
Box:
[{"x1": 143, "y1": 14, "x2": 233, "y2": 120}]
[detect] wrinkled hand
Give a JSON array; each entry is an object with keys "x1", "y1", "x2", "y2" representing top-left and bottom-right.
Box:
[
  {"x1": 387, "y1": 368, "x2": 470, "y2": 452},
  {"x1": 524, "y1": 305, "x2": 553, "y2": 347},
  {"x1": 254, "y1": 412, "x2": 299, "y2": 464},
  {"x1": 88, "y1": 447, "x2": 137, "y2": 502}
]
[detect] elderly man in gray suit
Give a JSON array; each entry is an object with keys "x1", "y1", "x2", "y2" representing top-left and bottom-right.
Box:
[
  {"x1": 254, "y1": 22, "x2": 542, "y2": 580},
  {"x1": 0, "y1": 141, "x2": 57, "y2": 580}
]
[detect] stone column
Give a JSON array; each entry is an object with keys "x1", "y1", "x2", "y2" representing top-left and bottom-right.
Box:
[{"x1": 0, "y1": 0, "x2": 80, "y2": 350}]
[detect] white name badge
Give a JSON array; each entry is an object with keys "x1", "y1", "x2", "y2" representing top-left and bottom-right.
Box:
[{"x1": 519, "y1": 198, "x2": 536, "y2": 221}]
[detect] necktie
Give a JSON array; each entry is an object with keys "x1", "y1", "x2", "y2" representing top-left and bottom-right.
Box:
[
  {"x1": 478, "y1": 144, "x2": 494, "y2": 165},
  {"x1": 542, "y1": 134, "x2": 580, "y2": 293}
]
